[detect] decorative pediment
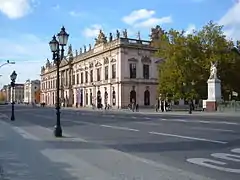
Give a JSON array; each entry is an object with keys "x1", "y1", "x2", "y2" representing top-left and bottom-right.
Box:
[
  {"x1": 110, "y1": 58, "x2": 116, "y2": 63},
  {"x1": 104, "y1": 57, "x2": 109, "y2": 64},
  {"x1": 95, "y1": 61, "x2": 102, "y2": 67},
  {"x1": 141, "y1": 56, "x2": 151, "y2": 63},
  {"x1": 128, "y1": 58, "x2": 138, "y2": 62}
]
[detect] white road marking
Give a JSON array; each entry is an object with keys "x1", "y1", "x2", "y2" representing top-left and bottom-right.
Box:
[
  {"x1": 231, "y1": 148, "x2": 240, "y2": 154},
  {"x1": 100, "y1": 124, "x2": 139, "y2": 132},
  {"x1": 102, "y1": 115, "x2": 115, "y2": 118},
  {"x1": 144, "y1": 117, "x2": 151, "y2": 120},
  {"x1": 149, "y1": 131, "x2": 227, "y2": 144},
  {"x1": 12, "y1": 126, "x2": 41, "y2": 141},
  {"x1": 159, "y1": 118, "x2": 239, "y2": 125},
  {"x1": 187, "y1": 158, "x2": 240, "y2": 173},
  {"x1": 211, "y1": 153, "x2": 240, "y2": 162},
  {"x1": 191, "y1": 127, "x2": 234, "y2": 132},
  {"x1": 131, "y1": 116, "x2": 137, "y2": 119},
  {"x1": 136, "y1": 121, "x2": 161, "y2": 126}
]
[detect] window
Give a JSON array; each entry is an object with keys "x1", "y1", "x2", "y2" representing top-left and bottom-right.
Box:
[
  {"x1": 105, "y1": 66, "x2": 108, "y2": 80},
  {"x1": 72, "y1": 74, "x2": 75, "y2": 85},
  {"x1": 85, "y1": 71, "x2": 88, "y2": 83},
  {"x1": 112, "y1": 64, "x2": 116, "y2": 79},
  {"x1": 97, "y1": 68, "x2": 101, "y2": 81},
  {"x1": 143, "y1": 64, "x2": 149, "y2": 79},
  {"x1": 80, "y1": 72, "x2": 83, "y2": 84},
  {"x1": 129, "y1": 63, "x2": 136, "y2": 78},
  {"x1": 76, "y1": 74, "x2": 79, "y2": 84},
  {"x1": 90, "y1": 70, "x2": 93, "y2": 82}
]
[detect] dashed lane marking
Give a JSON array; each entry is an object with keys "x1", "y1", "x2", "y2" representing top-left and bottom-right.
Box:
[
  {"x1": 149, "y1": 131, "x2": 227, "y2": 144},
  {"x1": 191, "y1": 127, "x2": 235, "y2": 132},
  {"x1": 100, "y1": 124, "x2": 139, "y2": 132}
]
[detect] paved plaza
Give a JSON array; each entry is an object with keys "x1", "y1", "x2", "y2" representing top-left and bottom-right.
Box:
[{"x1": 0, "y1": 105, "x2": 240, "y2": 180}]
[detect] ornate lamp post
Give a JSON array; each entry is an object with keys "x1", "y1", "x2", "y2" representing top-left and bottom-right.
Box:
[
  {"x1": 10, "y1": 71, "x2": 17, "y2": 121},
  {"x1": 49, "y1": 26, "x2": 69, "y2": 137}
]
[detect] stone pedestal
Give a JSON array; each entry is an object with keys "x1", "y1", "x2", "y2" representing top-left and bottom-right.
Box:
[{"x1": 206, "y1": 78, "x2": 221, "y2": 112}]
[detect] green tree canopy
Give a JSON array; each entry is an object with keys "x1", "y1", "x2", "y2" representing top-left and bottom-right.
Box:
[{"x1": 154, "y1": 21, "x2": 240, "y2": 100}]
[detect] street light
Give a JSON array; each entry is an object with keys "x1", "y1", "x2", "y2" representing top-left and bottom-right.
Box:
[
  {"x1": 0, "y1": 60, "x2": 15, "y2": 68},
  {"x1": 10, "y1": 71, "x2": 17, "y2": 121},
  {"x1": 49, "y1": 26, "x2": 69, "y2": 137}
]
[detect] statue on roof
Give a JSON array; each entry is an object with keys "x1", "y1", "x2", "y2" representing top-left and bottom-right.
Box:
[
  {"x1": 41, "y1": 66, "x2": 45, "y2": 73},
  {"x1": 89, "y1": 44, "x2": 92, "y2": 50},
  {"x1": 46, "y1": 58, "x2": 51, "y2": 67},
  {"x1": 122, "y1": 29, "x2": 128, "y2": 38},
  {"x1": 109, "y1": 33, "x2": 113, "y2": 42},
  {"x1": 116, "y1": 30, "x2": 120, "y2": 39},
  {"x1": 67, "y1": 44, "x2": 73, "y2": 55},
  {"x1": 137, "y1": 31, "x2": 141, "y2": 40},
  {"x1": 75, "y1": 50, "x2": 78, "y2": 56},
  {"x1": 95, "y1": 29, "x2": 107, "y2": 45},
  {"x1": 150, "y1": 25, "x2": 164, "y2": 42},
  {"x1": 84, "y1": 45, "x2": 86, "y2": 52},
  {"x1": 79, "y1": 48, "x2": 82, "y2": 54}
]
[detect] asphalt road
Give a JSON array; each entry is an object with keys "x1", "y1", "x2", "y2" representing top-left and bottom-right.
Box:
[{"x1": 0, "y1": 105, "x2": 240, "y2": 180}]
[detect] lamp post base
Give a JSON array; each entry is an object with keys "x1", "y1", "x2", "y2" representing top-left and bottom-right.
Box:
[
  {"x1": 10, "y1": 116, "x2": 15, "y2": 121},
  {"x1": 54, "y1": 125, "x2": 62, "y2": 137}
]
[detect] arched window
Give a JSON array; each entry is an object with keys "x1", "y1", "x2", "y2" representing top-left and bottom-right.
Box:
[
  {"x1": 90, "y1": 91, "x2": 93, "y2": 105},
  {"x1": 112, "y1": 91, "x2": 116, "y2": 106},
  {"x1": 144, "y1": 90, "x2": 150, "y2": 106},
  {"x1": 130, "y1": 90, "x2": 136, "y2": 103}
]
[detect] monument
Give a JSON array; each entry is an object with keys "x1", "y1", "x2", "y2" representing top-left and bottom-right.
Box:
[{"x1": 206, "y1": 61, "x2": 221, "y2": 111}]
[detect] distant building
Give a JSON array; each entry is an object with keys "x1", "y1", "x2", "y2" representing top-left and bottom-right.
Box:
[
  {"x1": 40, "y1": 28, "x2": 162, "y2": 108},
  {"x1": 2, "y1": 84, "x2": 24, "y2": 103},
  {"x1": 24, "y1": 79, "x2": 41, "y2": 104}
]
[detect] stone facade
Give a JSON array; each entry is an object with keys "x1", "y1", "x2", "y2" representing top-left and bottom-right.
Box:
[
  {"x1": 24, "y1": 79, "x2": 41, "y2": 104},
  {"x1": 40, "y1": 29, "x2": 161, "y2": 108}
]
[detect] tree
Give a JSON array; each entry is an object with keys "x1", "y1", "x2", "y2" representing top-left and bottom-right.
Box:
[{"x1": 154, "y1": 21, "x2": 240, "y2": 100}]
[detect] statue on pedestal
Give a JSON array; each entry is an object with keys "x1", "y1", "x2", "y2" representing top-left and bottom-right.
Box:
[
  {"x1": 95, "y1": 29, "x2": 107, "y2": 45},
  {"x1": 209, "y1": 61, "x2": 218, "y2": 79},
  {"x1": 84, "y1": 45, "x2": 86, "y2": 53}
]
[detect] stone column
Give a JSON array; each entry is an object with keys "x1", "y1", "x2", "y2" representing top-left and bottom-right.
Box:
[{"x1": 206, "y1": 78, "x2": 221, "y2": 111}]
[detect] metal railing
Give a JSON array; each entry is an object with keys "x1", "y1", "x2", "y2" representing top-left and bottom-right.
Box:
[{"x1": 217, "y1": 101, "x2": 240, "y2": 112}]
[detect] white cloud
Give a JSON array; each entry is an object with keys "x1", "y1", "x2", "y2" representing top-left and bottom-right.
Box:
[
  {"x1": 218, "y1": 2, "x2": 240, "y2": 40},
  {"x1": 0, "y1": 0, "x2": 35, "y2": 19},
  {"x1": 122, "y1": 9, "x2": 155, "y2": 25},
  {"x1": 0, "y1": 34, "x2": 51, "y2": 85},
  {"x1": 185, "y1": 24, "x2": 196, "y2": 35},
  {"x1": 69, "y1": 10, "x2": 83, "y2": 17},
  {"x1": 122, "y1": 9, "x2": 172, "y2": 28},
  {"x1": 83, "y1": 24, "x2": 102, "y2": 38},
  {"x1": 134, "y1": 16, "x2": 172, "y2": 28}
]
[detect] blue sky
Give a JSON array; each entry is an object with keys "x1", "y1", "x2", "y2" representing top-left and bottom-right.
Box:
[{"x1": 0, "y1": 0, "x2": 239, "y2": 86}]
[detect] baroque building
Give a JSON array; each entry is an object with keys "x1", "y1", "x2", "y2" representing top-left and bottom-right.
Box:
[
  {"x1": 24, "y1": 79, "x2": 41, "y2": 104},
  {"x1": 40, "y1": 27, "x2": 162, "y2": 108}
]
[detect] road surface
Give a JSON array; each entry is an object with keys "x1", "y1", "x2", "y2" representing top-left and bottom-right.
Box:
[{"x1": 0, "y1": 105, "x2": 239, "y2": 180}]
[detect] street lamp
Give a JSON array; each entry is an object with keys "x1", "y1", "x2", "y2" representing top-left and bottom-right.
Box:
[
  {"x1": 0, "y1": 60, "x2": 15, "y2": 68},
  {"x1": 10, "y1": 71, "x2": 17, "y2": 121},
  {"x1": 49, "y1": 26, "x2": 69, "y2": 137}
]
